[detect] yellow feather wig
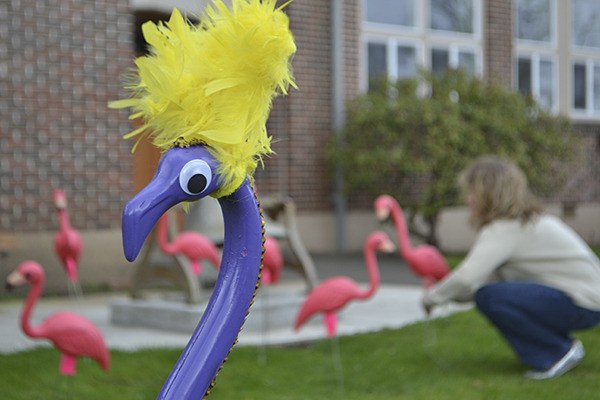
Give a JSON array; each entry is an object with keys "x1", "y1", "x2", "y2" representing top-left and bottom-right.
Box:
[{"x1": 110, "y1": 0, "x2": 296, "y2": 197}]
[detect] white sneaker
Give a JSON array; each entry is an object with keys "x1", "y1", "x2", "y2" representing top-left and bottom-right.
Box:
[{"x1": 524, "y1": 340, "x2": 585, "y2": 380}]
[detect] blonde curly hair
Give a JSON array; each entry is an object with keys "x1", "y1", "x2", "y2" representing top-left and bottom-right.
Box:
[{"x1": 459, "y1": 155, "x2": 543, "y2": 229}]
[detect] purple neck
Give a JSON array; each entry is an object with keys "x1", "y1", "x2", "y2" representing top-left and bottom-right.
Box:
[{"x1": 158, "y1": 180, "x2": 263, "y2": 399}]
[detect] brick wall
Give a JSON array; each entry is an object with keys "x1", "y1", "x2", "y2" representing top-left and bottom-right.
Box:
[
  {"x1": 256, "y1": 0, "x2": 361, "y2": 212},
  {"x1": 484, "y1": 0, "x2": 513, "y2": 87},
  {"x1": 255, "y1": 0, "x2": 335, "y2": 210},
  {"x1": 0, "y1": 0, "x2": 135, "y2": 232},
  {"x1": 1, "y1": 0, "x2": 597, "y2": 236},
  {"x1": 554, "y1": 125, "x2": 600, "y2": 203},
  {"x1": 343, "y1": 0, "x2": 361, "y2": 100}
]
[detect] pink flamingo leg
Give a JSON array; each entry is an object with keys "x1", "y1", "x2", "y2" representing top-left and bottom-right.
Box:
[
  {"x1": 324, "y1": 312, "x2": 338, "y2": 338},
  {"x1": 66, "y1": 258, "x2": 77, "y2": 282},
  {"x1": 191, "y1": 261, "x2": 202, "y2": 276},
  {"x1": 261, "y1": 270, "x2": 272, "y2": 285},
  {"x1": 59, "y1": 353, "x2": 77, "y2": 375}
]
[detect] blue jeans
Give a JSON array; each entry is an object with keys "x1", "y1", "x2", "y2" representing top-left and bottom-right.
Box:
[{"x1": 475, "y1": 282, "x2": 600, "y2": 370}]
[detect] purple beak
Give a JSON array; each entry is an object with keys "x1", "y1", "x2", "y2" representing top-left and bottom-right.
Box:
[
  {"x1": 122, "y1": 179, "x2": 179, "y2": 262},
  {"x1": 121, "y1": 146, "x2": 220, "y2": 262}
]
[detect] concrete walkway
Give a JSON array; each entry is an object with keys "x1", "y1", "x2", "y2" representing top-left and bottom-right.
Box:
[
  {"x1": 0, "y1": 254, "x2": 469, "y2": 354},
  {"x1": 0, "y1": 285, "x2": 418, "y2": 353}
]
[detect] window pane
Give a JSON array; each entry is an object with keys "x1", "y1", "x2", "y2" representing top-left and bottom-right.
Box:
[
  {"x1": 397, "y1": 45, "x2": 417, "y2": 78},
  {"x1": 539, "y1": 59, "x2": 554, "y2": 109},
  {"x1": 368, "y1": 42, "x2": 387, "y2": 89},
  {"x1": 594, "y1": 65, "x2": 600, "y2": 111},
  {"x1": 430, "y1": 0, "x2": 474, "y2": 34},
  {"x1": 517, "y1": 0, "x2": 551, "y2": 42},
  {"x1": 572, "y1": 0, "x2": 600, "y2": 48},
  {"x1": 573, "y1": 63, "x2": 587, "y2": 109},
  {"x1": 364, "y1": 0, "x2": 415, "y2": 27},
  {"x1": 518, "y1": 57, "x2": 532, "y2": 95},
  {"x1": 458, "y1": 51, "x2": 475, "y2": 75},
  {"x1": 431, "y1": 48, "x2": 449, "y2": 74}
]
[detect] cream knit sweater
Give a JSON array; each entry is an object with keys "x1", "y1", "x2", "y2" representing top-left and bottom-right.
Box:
[{"x1": 423, "y1": 214, "x2": 600, "y2": 311}]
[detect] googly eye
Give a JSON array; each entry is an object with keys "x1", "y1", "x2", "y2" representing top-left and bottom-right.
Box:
[{"x1": 178, "y1": 160, "x2": 212, "y2": 196}]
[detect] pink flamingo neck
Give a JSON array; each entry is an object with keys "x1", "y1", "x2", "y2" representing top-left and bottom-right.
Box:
[
  {"x1": 57, "y1": 209, "x2": 72, "y2": 230},
  {"x1": 359, "y1": 239, "x2": 381, "y2": 299},
  {"x1": 157, "y1": 213, "x2": 175, "y2": 254},
  {"x1": 388, "y1": 203, "x2": 413, "y2": 256},
  {"x1": 20, "y1": 277, "x2": 44, "y2": 338}
]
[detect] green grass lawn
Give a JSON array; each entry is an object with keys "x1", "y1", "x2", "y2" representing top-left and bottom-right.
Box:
[
  {"x1": 2, "y1": 248, "x2": 598, "y2": 399},
  {"x1": 2, "y1": 309, "x2": 600, "y2": 399}
]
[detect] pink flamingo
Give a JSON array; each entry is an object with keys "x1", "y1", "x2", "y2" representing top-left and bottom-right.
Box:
[
  {"x1": 5, "y1": 260, "x2": 110, "y2": 375},
  {"x1": 257, "y1": 236, "x2": 284, "y2": 364},
  {"x1": 157, "y1": 211, "x2": 220, "y2": 276},
  {"x1": 374, "y1": 194, "x2": 449, "y2": 288},
  {"x1": 294, "y1": 231, "x2": 395, "y2": 337},
  {"x1": 262, "y1": 236, "x2": 283, "y2": 285},
  {"x1": 53, "y1": 189, "x2": 83, "y2": 286}
]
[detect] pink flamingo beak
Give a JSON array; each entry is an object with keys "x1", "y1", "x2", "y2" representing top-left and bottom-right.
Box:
[
  {"x1": 380, "y1": 238, "x2": 396, "y2": 254},
  {"x1": 54, "y1": 190, "x2": 67, "y2": 210},
  {"x1": 374, "y1": 195, "x2": 396, "y2": 222},
  {"x1": 375, "y1": 207, "x2": 390, "y2": 221},
  {"x1": 5, "y1": 270, "x2": 26, "y2": 289}
]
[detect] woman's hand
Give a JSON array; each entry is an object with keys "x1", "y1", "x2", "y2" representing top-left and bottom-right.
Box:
[{"x1": 422, "y1": 298, "x2": 434, "y2": 316}]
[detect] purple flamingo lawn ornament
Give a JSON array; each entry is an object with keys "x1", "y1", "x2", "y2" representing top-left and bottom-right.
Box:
[
  {"x1": 111, "y1": 1, "x2": 296, "y2": 398},
  {"x1": 123, "y1": 148, "x2": 263, "y2": 397}
]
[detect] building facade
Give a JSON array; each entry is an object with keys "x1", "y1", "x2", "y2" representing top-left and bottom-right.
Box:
[{"x1": 0, "y1": 1, "x2": 598, "y2": 290}]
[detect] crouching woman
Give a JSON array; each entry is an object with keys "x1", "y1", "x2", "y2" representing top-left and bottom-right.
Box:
[{"x1": 423, "y1": 155, "x2": 600, "y2": 379}]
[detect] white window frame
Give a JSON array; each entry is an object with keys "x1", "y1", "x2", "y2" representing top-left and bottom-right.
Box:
[
  {"x1": 571, "y1": 0, "x2": 600, "y2": 50},
  {"x1": 570, "y1": 57, "x2": 600, "y2": 118},
  {"x1": 429, "y1": 0, "x2": 482, "y2": 38},
  {"x1": 516, "y1": 51, "x2": 559, "y2": 113},
  {"x1": 389, "y1": 39, "x2": 421, "y2": 81},
  {"x1": 515, "y1": 0, "x2": 557, "y2": 46},
  {"x1": 361, "y1": 0, "x2": 482, "y2": 91},
  {"x1": 570, "y1": 1, "x2": 600, "y2": 120},
  {"x1": 514, "y1": 0, "x2": 559, "y2": 113},
  {"x1": 363, "y1": 35, "x2": 423, "y2": 84},
  {"x1": 427, "y1": 43, "x2": 481, "y2": 75},
  {"x1": 363, "y1": 0, "x2": 420, "y2": 30}
]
